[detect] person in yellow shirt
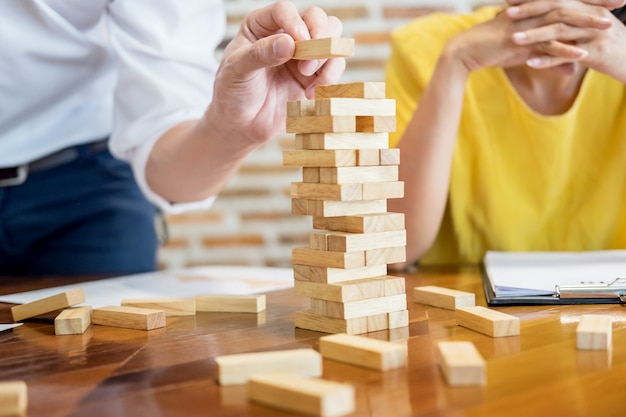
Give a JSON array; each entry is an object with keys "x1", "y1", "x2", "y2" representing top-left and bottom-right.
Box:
[{"x1": 386, "y1": 0, "x2": 626, "y2": 269}]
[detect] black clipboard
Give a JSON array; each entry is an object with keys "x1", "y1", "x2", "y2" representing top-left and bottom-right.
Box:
[{"x1": 480, "y1": 263, "x2": 625, "y2": 306}]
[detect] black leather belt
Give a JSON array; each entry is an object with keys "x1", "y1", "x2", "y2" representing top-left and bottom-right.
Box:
[{"x1": 0, "y1": 139, "x2": 109, "y2": 187}]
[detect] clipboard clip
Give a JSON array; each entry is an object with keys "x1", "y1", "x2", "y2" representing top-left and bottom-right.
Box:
[{"x1": 556, "y1": 278, "x2": 626, "y2": 303}]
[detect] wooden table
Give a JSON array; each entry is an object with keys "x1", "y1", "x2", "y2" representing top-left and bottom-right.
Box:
[{"x1": 1, "y1": 266, "x2": 625, "y2": 417}]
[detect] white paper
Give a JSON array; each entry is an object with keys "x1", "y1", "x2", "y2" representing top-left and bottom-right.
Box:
[
  {"x1": 0, "y1": 266, "x2": 294, "y2": 308},
  {"x1": 484, "y1": 250, "x2": 626, "y2": 297},
  {"x1": 0, "y1": 323, "x2": 22, "y2": 334}
]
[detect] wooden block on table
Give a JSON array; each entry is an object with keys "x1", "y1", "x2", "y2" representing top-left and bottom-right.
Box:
[
  {"x1": 295, "y1": 310, "x2": 380, "y2": 334},
  {"x1": 295, "y1": 132, "x2": 389, "y2": 150},
  {"x1": 319, "y1": 333, "x2": 407, "y2": 371},
  {"x1": 310, "y1": 294, "x2": 407, "y2": 319},
  {"x1": 576, "y1": 314, "x2": 613, "y2": 350},
  {"x1": 319, "y1": 165, "x2": 398, "y2": 184},
  {"x1": 380, "y1": 148, "x2": 400, "y2": 165},
  {"x1": 215, "y1": 348, "x2": 322, "y2": 385},
  {"x1": 365, "y1": 246, "x2": 406, "y2": 266},
  {"x1": 293, "y1": 198, "x2": 387, "y2": 217},
  {"x1": 11, "y1": 288, "x2": 86, "y2": 322},
  {"x1": 287, "y1": 115, "x2": 356, "y2": 134},
  {"x1": 196, "y1": 294, "x2": 266, "y2": 313},
  {"x1": 456, "y1": 306, "x2": 520, "y2": 337},
  {"x1": 294, "y1": 275, "x2": 405, "y2": 302},
  {"x1": 361, "y1": 181, "x2": 404, "y2": 200},
  {"x1": 291, "y1": 182, "x2": 362, "y2": 201},
  {"x1": 313, "y1": 213, "x2": 405, "y2": 233},
  {"x1": 356, "y1": 149, "x2": 380, "y2": 166},
  {"x1": 327, "y1": 230, "x2": 406, "y2": 252},
  {"x1": 283, "y1": 149, "x2": 357, "y2": 167},
  {"x1": 413, "y1": 285, "x2": 476, "y2": 310},
  {"x1": 54, "y1": 306, "x2": 92, "y2": 335},
  {"x1": 121, "y1": 297, "x2": 196, "y2": 316},
  {"x1": 293, "y1": 264, "x2": 388, "y2": 284},
  {"x1": 248, "y1": 372, "x2": 355, "y2": 417},
  {"x1": 292, "y1": 247, "x2": 365, "y2": 269},
  {"x1": 315, "y1": 98, "x2": 396, "y2": 116},
  {"x1": 437, "y1": 341, "x2": 486, "y2": 386},
  {"x1": 91, "y1": 306, "x2": 166, "y2": 331},
  {"x1": 287, "y1": 100, "x2": 315, "y2": 117},
  {"x1": 315, "y1": 82, "x2": 386, "y2": 99},
  {"x1": 356, "y1": 115, "x2": 396, "y2": 133},
  {"x1": 0, "y1": 381, "x2": 27, "y2": 417},
  {"x1": 293, "y1": 37, "x2": 355, "y2": 59}
]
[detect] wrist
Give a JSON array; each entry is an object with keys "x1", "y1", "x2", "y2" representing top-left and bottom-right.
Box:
[{"x1": 440, "y1": 38, "x2": 473, "y2": 80}]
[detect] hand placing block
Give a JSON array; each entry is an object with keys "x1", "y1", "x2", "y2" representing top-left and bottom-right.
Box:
[
  {"x1": 319, "y1": 333, "x2": 407, "y2": 371},
  {"x1": 248, "y1": 372, "x2": 355, "y2": 417},
  {"x1": 121, "y1": 297, "x2": 195, "y2": 316},
  {"x1": 11, "y1": 288, "x2": 86, "y2": 322},
  {"x1": 292, "y1": 37, "x2": 355, "y2": 60},
  {"x1": 456, "y1": 306, "x2": 520, "y2": 337},
  {"x1": 576, "y1": 314, "x2": 613, "y2": 350},
  {"x1": 92, "y1": 306, "x2": 166, "y2": 331},
  {"x1": 437, "y1": 341, "x2": 486, "y2": 386},
  {"x1": 0, "y1": 381, "x2": 27, "y2": 417},
  {"x1": 54, "y1": 306, "x2": 92, "y2": 335},
  {"x1": 413, "y1": 286, "x2": 475, "y2": 310},
  {"x1": 195, "y1": 294, "x2": 266, "y2": 313},
  {"x1": 215, "y1": 348, "x2": 322, "y2": 385}
]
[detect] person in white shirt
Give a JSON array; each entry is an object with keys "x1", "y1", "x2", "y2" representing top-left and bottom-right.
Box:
[{"x1": 0, "y1": 0, "x2": 346, "y2": 276}]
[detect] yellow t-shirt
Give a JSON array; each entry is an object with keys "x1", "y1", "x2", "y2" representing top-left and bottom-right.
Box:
[{"x1": 386, "y1": 6, "x2": 626, "y2": 264}]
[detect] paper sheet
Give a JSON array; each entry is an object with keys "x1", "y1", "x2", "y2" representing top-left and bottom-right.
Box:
[{"x1": 0, "y1": 323, "x2": 22, "y2": 334}]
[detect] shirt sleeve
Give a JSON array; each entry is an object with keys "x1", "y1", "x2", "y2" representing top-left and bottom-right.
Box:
[{"x1": 106, "y1": 0, "x2": 225, "y2": 213}]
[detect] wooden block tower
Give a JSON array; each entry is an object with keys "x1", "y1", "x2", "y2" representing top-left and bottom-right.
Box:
[{"x1": 283, "y1": 81, "x2": 409, "y2": 335}]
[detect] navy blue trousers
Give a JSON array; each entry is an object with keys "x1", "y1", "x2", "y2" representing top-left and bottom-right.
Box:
[{"x1": 0, "y1": 145, "x2": 158, "y2": 276}]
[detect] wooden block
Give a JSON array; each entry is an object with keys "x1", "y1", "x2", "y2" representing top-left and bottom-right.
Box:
[
  {"x1": 319, "y1": 333, "x2": 407, "y2": 371},
  {"x1": 295, "y1": 132, "x2": 389, "y2": 150},
  {"x1": 302, "y1": 167, "x2": 320, "y2": 183},
  {"x1": 356, "y1": 149, "x2": 380, "y2": 166},
  {"x1": 315, "y1": 82, "x2": 386, "y2": 99},
  {"x1": 293, "y1": 264, "x2": 388, "y2": 284},
  {"x1": 293, "y1": 37, "x2": 355, "y2": 59},
  {"x1": 196, "y1": 294, "x2": 266, "y2": 313},
  {"x1": 295, "y1": 310, "x2": 386, "y2": 334},
  {"x1": 437, "y1": 341, "x2": 486, "y2": 386},
  {"x1": 305, "y1": 199, "x2": 387, "y2": 217},
  {"x1": 388, "y1": 310, "x2": 409, "y2": 329},
  {"x1": 121, "y1": 297, "x2": 196, "y2": 316},
  {"x1": 327, "y1": 230, "x2": 406, "y2": 252},
  {"x1": 365, "y1": 246, "x2": 406, "y2": 266},
  {"x1": 313, "y1": 213, "x2": 405, "y2": 233},
  {"x1": 361, "y1": 181, "x2": 404, "y2": 200},
  {"x1": 576, "y1": 314, "x2": 613, "y2": 350},
  {"x1": 319, "y1": 165, "x2": 398, "y2": 184},
  {"x1": 456, "y1": 306, "x2": 520, "y2": 337},
  {"x1": 292, "y1": 247, "x2": 365, "y2": 269},
  {"x1": 356, "y1": 115, "x2": 396, "y2": 133},
  {"x1": 291, "y1": 182, "x2": 362, "y2": 201},
  {"x1": 91, "y1": 306, "x2": 166, "y2": 331},
  {"x1": 215, "y1": 348, "x2": 322, "y2": 385},
  {"x1": 413, "y1": 285, "x2": 476, "y2": 310},
  {"x1": 286, "y1": 115, "x2": 356, "y2": 134},
  {"x1": 283, "y1": 149, "x2": 357, "y2": 167},
  {"x1": 309, "y1": 231, "x2": 329, "y2": 250},
  {"x1": 315, "y1": 98, "x2": 396, "y2": 116},
  {"x1": 248, "y1": 372, "x2": 355, "y2": 417},
  {"x1": 294, "y1": 276, "x2": 405, "y2": 302},
  {"x1": 292, "y1": 198, "x2": 309, "y2": 215},
  {"x1": 0, "y1": 381, "x2": 27, "y2": 417},
  {"x1": 287, "y1": 100, "x2": 316, "y2": 116},
  {"x1": 380, "y1": 148, "x2": 400, "y2": 165},
  {"x1": 310, "y1": 294, "x2": 407, "y2": 319},
  {"x1": 11, "y1": 288, "x2": 86, "y2": 322},
  {"x1": 54, "y1": 306, "x2": 92, "y2": 335}
]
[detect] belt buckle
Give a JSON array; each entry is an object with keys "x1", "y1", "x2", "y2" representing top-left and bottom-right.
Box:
[{"x1": 0, "y1": 165, "x2": 28, "y2": 187}]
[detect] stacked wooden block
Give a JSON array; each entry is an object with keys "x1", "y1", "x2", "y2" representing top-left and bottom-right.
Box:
[{"x1": 283, "y1": 81, "x2": 409, "y2": 335}]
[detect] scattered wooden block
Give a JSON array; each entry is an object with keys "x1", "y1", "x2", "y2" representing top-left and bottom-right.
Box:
[
  {"x1": 196, "y1": 294, "x2": 266, "y2": 313},
  {"x1": 315, "y1": 98, "x2": 396, "y2": 116},
  {"x1": 290, "y1": 182, "x2": 362, "y2": 201},
  {"x1": 356, "y1": 115, "x2": 396, "y2": 133},
  {"x1": 576, "y1": 314, "x2": 613, "y2": 350},
  {"x1": 295, "y1": 132, "x2": 389, "y2": 150},
  {"x1": 315, "y1": 82, "x2": 386, "y2": 99},
  {"x1": 0, "y1": 381, "x2": 27, "y2": 417},
  {"x1": 361, "y1": 181, "x2": 404, "y2": 200},
  {"x1": 292, "y1": 198, "x2": 387, "y2": 217},
  {"x1": 293, "y1": 37, "x2": 355, "y2": 60},
  {"x1": 121, "y1": 297, "x2": 196, "y2": 316},
  {"x1": 54, "y1": 306, "x2": 92, "y2": 335},
  {"x1": 283, "y1": 149, "x2": 357, "y2": 167},
  {"x1": 319, "y1": 165, "x2": 398, "y2": 184},
  {"x1": 310, "y1": 294, "x2": 406, "y2": 319},
  {"x1": 413, "y1": 285, "x2": 475, "y2": 310},
  {"x1": 215, "y1": 349, "x2": 322, "y2": 385},
  {"x1": 248, "y1": 372, "x2": 355, "y2": 417},
  {"x1": 456, "y1": 306, "x2": 520, "y2": 337},
  {"x1": 293, "y1": 264, "x2": 388, "y2": 284},
  {"x1": 91, "y1": 306, "x2": 166, "y2": 331},
  {"x1": 437, "y1": 341, "x2": 486, "y2": 386},
  {"x1": 326, "y1": 230, "x2": 406, "y2": 252},
  {"x1": 294, "y1": 275, "x2": 405, "y2": 302},
  {"x1": 292, "y1": 247, "x2": 365, "y2": 269},
  {"x1": 319, "y1": 333, "x2": 407, "y2": 371},
  {"x1": 313, "y1": 213, "x2": 405, "y2": 233},
  {"x1": 11, "y1": 288, "x2": 86, "y2": 322}
]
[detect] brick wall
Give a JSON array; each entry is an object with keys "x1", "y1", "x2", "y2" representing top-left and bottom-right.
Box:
[{"x1": 158, "y1": 0, "x2": 502, "y2": 269}]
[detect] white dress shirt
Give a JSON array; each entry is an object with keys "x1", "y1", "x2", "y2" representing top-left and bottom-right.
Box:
[{"x1": 0, "y1": 0, "x2": 224, "y2": 211}]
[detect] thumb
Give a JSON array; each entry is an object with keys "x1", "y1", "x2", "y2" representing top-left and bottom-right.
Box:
[{"x1": 232, "y1": 34, "x2": 295, "y2": 74}]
